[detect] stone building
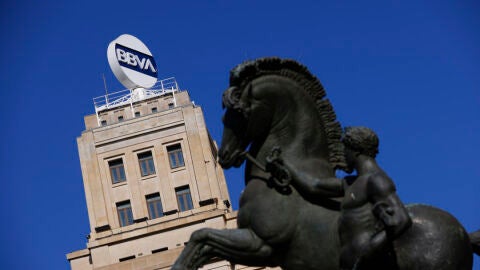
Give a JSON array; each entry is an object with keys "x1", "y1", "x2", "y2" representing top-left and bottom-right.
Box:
[{"x1": 66, "y1": 78, "x2": 277, "y2": 270}]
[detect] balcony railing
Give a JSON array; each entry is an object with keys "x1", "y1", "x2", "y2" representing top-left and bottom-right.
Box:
[{"x1": 93, "y1": 77, "x2": 180, "y2": 113}]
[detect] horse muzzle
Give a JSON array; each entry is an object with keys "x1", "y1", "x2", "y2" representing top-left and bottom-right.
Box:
[{"x1": 218, "y1": 148, "x2": 246, "y2": 169}]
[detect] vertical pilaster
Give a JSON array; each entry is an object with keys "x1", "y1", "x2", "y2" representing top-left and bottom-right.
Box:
[
  {"x1": 77, "y1": 132, "x2": 109, "y2": 232},
  {"x1": 182, "y1": 106, "x2": 212, "y2": 202},
  {"x1": 155, "y1": 144, "x2": 177, "y2": 212},
  {"x1": 124, "y1": 151, "x2": 146, "y2": 220}
]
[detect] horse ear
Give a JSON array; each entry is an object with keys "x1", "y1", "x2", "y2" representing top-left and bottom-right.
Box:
[
  {"x1": 239, "y1": 83, "x2": 252, "y2": 118},
  {"x1": 222, "y1": 84, "x2": 251, "y2": 117},
  {"x1": 222, "y1": 86, "x2": 240, "y2": 109}
]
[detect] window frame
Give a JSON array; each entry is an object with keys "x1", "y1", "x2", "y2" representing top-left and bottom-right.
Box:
[
  {"x1": 137, "y1": 151, "x2": 156, "y2": 177},
  {"x1": 167, "y1": 144, "x2": 185, "y2": 169},
  {"x1": 116, "y1": 201, "x2": 134, "y2": 227},
  {"x1": 108, "y1": 158, "x2": 127, "y2": 184},
  {"x1": 146, "y1": 193, "x2": 164, "y2": 219},
  {"x1": 175, "y1": 186, "x2": 194, "y2": 212}
]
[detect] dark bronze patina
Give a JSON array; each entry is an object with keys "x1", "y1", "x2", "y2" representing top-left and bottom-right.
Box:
[{"x1": 173, "y1": 58, "x2": 479, "y2": 270}]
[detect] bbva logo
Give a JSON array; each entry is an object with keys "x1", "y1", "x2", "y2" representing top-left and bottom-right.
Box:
[{"x1": 115, "y1": 44, "x2": 157, "y2": 77}]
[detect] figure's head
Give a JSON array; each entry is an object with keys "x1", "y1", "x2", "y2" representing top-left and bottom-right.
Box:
[{"x1": 342, "y1": 126, "x2": 379, "y2": 170}]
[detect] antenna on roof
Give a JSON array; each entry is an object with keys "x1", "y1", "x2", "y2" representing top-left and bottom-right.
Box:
[{"x1": 102, "y1": 73, "x2": 109, "y2": 104}]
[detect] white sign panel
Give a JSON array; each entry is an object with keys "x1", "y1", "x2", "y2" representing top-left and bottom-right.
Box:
[{"x1": 107, "y1": 34, "x2": 158, "y2": 89}]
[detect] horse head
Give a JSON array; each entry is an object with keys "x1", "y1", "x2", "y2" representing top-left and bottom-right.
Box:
[
  {"x1": 218, "y1": 59, "x2": 300, "y2": 169},
  {"x1": 218, "y1": 85, "x2": 253, "y2": 168},
  {"x1": 218, "y1": 57, "x2": 347, "y2": 172}
]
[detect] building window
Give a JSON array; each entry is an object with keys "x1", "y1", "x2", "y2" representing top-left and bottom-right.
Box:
[
  {"x1": 175, "y1": 186, "x2": 193, "y2": 212},
  {"x1": 167, "y1": 144, "x2": 185, "y2": 169},
  {"x1": 168, "y1": 103, "x2": 174, "y2": 109},
  {"x1": 146, "y1": 193, "x2": 163, "y2": 219},
  {"x1": 119, "y1": 255, "x2": 135, "y2": 262},
  {"x1": 109, "y1": 158, "x2": 126, "y2": 184},
  {"x1": 117, "y1": 201, "x2": 134, "y2": 227},
  {"x1": 138, "y1": 151, "x2": 155, "y2": 176},
  {"x1": 152, "y1": 247, "x2": 168, "y2": 254},
  {"x1": 118, "y1": 116, "x2": 124, "y2": 122},
  {"x1": 135, "y1": 111, "x2": 141, "y2": 117},
  {"x1": 101, "y1": 120, "x2": 107, "y2": 126},
  {"x1": 151, "y1": 107, "x2": 158, "y2": 113}
]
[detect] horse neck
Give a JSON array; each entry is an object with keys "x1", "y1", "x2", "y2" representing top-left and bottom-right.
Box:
[{"x1": 250, "y1": 89, "x2": 333, "y2": 178}]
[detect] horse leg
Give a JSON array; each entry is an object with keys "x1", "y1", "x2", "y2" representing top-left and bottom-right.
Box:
[{"x1": 172, "y1": 228, "x2": 274, "y2": 270}]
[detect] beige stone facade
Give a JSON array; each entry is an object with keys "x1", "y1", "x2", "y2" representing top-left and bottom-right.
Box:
[{"x1": 67, "y1": 89, "x2": 278, "y2": 270}]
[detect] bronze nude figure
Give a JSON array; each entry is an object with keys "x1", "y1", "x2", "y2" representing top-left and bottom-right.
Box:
[{"x1": 266, "y1": 126, "x2": 412, "y2": 269}]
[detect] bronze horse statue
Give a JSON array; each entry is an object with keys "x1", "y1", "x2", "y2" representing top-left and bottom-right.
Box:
[{"x1": 173, "y1": 58, "x2": 478, "y2": 269}]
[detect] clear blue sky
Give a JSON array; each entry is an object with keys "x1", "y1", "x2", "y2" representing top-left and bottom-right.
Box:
[{"x1": 1, "y1": 1, "x2": 479, "y2": 269}]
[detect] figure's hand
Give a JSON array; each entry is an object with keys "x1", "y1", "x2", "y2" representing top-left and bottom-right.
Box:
[
  {"x1": 265, "y1": 147, "x2": 291, "y2": 187},
  {"x1": 265, "y1": 146, "x2": 283, "y2": 176},
  {"x1": 372, "y1": 201, "x2": 395, "y2": 228},
  {"x1": 265, "y1": 146, "x2": 282, "y2": 165}
]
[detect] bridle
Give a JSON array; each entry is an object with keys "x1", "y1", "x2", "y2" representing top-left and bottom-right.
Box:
[{"x1": 240, "y1": 150, "x2": 291, "y2": 188}]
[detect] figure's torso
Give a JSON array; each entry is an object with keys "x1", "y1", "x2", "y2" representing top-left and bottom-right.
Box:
[
  {"x1": 339, "y1": 174, "x2": 381, "y2": 245},
  {"x1": 342, "y1": 175, "x2": 370, "y2": 209}
]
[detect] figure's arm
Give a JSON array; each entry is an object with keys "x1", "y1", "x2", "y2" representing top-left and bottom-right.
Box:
[
  {"x1": 265, "y1": 156, "x2": 345, "y2": 197},
  {"x1": 369, "y1": 174, "x2": 412, "y2": 238},
  {"x1": 284, "y1": 161, "x2": 345, "y2": 197},
  {"x1": 265, "y1": 147, "x2": 344, "y2": 197}
]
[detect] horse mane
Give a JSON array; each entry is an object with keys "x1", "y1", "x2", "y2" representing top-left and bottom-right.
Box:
[{"x1": 229, "y1": 57, "x2": 347, "y2": 170}]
